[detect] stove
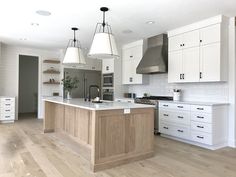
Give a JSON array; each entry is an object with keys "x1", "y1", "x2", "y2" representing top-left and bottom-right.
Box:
[
  {"x1": 134, "y1": 96, "x2": 173, "y2": 106},
  {"x1": 134, "y1": 96, "x2": 173, "y2": 135}
]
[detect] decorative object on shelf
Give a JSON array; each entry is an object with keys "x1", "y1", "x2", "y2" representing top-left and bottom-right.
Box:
[
  {"x1": 61, "y1": 76, "x2": 79, "y2": 99},
  {"x1": 88, "y1": 7, "x2": 119, "y2": 59},
  {"x1": 173, "y1": 89, "x2": 181, "y2": 101},
  {"x1": 63, "y1": 27, "x2": 86, "y2": 65}
]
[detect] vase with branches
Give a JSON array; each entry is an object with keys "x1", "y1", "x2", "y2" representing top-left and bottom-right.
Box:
[{"x1": 61, "y1": 76, "x2": 79, "y2": 99}]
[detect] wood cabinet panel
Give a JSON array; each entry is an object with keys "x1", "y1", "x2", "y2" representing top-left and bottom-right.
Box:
[
  {"x1": 54, "y1": 104, "x2": 65, "y2": 131},
  {"x1": 64, "y1": 106, "x2": 76, "y2": 135}
]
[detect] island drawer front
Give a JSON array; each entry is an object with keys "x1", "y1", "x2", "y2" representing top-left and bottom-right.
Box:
[
  {"x1": 159, "y1": 122, "x2": 173, "y2": 136},
  {"x1": 191, "y1": 121, "x2": 212, "y2": 133},
  {"x1": 173, "y1": 125, "x2": 190, "y2": 140},
  {"x1": 0, "y1": 113, "x2": 15, "y2": 120},
  {"x1": 191, "y1": 112, "x2": 212, "y2": 123},
  {"x1": 172, "y1": 111, "x2": 190, "y2": 125},
  {"x1": 159, "y1": 110, "x2": 173, "y2": 121},
  {"x1": 191, "y1": 105, "x2": 212, "y2": 113},
  {"x1": 191, "y1": 131, "x2": 212, "y2": 145}
]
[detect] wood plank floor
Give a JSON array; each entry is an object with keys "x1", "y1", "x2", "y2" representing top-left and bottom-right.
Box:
[{"x1": 0, "y1": 118, "x2": 236, "y2": 177}]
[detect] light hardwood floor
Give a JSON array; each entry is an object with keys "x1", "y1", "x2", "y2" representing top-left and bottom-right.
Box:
[{"x1": 0, "y1": 118, "x2": 236, "y2": 177}]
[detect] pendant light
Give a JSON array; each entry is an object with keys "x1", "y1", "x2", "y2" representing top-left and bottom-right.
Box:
[
  {"x1": 88, "y1": 7, "x2": 119, "y2": 59},
  {"x1": 63, "y1": 27, "x2": 86, "y2": 65}
]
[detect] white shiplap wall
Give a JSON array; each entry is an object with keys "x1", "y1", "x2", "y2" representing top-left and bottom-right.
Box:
[
  {"x1": 128, "y1": 74, "x2": 229, "y2": 102},
  {"x1": 0, "y1": 44, "x2": 61, "y2": 119}
]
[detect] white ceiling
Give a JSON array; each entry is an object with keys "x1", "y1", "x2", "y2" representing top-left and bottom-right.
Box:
[{"x1": 0, "y1": 0, "x2": 235, "y2": 50}]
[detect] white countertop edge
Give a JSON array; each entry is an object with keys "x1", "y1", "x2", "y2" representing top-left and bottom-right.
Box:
[
  {"x1": 43, "y1": 98, "x2": 154, "y2": 111},
  {"x1": 158, "y1": 100, "x2": 229, "y2": 106}
]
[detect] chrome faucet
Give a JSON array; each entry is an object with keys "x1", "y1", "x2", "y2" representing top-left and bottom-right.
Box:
[{"x1": 88, "y1": 85, "x2": 100, "y2": 101}]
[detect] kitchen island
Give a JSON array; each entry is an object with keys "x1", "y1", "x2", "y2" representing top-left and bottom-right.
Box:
[{"x1": 43, "y1": 98, "x2": 155, "y2": 172}]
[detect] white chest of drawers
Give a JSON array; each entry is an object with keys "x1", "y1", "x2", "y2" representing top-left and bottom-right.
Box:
[
  {"x1": 159, "y1": 101, "x2": 228, "y2": 150},
  {"x1": 0, "y1": 97, "x2": 15, "y2": 123}
]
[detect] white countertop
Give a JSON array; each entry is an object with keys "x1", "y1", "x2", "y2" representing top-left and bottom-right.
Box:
[
  {"x1": 159, "y1": 100, "x2": 229, "y2": 106},
  {"x1": 43, "y1": 97, "x2": 154, "y2": 111}
]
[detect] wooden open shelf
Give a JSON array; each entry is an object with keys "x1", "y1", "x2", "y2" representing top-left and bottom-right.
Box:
[
  {"x1": 43, "y1": 60, "x2": 60, "y2": 64},
  {"x1": 43, "y1": 70, "x2": 60, "y2": 74},
  {"x1": 43, "y1": 82, "x2": 60, "y2": 85}
]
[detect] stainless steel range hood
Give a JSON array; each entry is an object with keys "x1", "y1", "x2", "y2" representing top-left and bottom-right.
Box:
[{"x1": 136, "y1": 34, "x2": 168, "y2": 74}]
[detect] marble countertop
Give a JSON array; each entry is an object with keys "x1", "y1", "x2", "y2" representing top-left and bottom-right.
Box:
[
  {"x1": 43, "y1": 97, "x2": 154, "y2": 111},
  {"x1": 158, "y1": 100, "x2": 229, "y2": 106}
]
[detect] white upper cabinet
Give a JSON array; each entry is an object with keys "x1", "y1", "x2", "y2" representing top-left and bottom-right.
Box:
[
  {"x1": 102, "y1": 59, "x2": 114, "y2": 74},
  {"x1": 122, "y1": 40, "x2": 145, "y2": 85},
  {"x1": 168, "y1": 15, "x2": 228, "y2": 83},
  {"x1": 200, "y1": 24, "x2": 221, "y2": 45}
]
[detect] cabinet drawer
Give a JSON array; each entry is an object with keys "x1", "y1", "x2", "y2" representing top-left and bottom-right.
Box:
[
  {"x1": 191, "y1": 105, "x2": 212, "y2": 113},
  {"x1": 0, "y1": 114, "x2": 15, "y2": 120},
  {"x1": 172, "y1": 111, "x2": 190, "y2": 125},
  {"x1": 191, "y1": 131, "x2": 212, "y2": 145},
  {"x1": 159, "y1": 110, "x2": 172, "y2": 122},
  {"x1": 173, "y1": 104, "x2": 190, "y2": 111},
  {"x1": 0, "y1": 102, "x2": 15, "y2": 107},
  {"x1": 159, "y1": 123, "x2": 173, "y2": 136},
  {"x1": 191, "y1": 121, "x2": 212, "y2": 133},
  {"x1": 0, "y1": 108, "x2": 14, "y2": 114},
  {"x1": 191, "y1": 112, "x2": 212, "y2": 123},
  {"x1": 159, "y1": 102, "x2": 173, "y2": 109},
  {"x1": 173, "y1": 125, "x2": 190, "y2": 140}
]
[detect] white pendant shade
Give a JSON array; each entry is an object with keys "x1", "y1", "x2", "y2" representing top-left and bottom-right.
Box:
[
  {"x1": 89, "y1": 33, "x2": 119, "y2": 59},
  {"x1": 63, "y1": 47, "x2": 86, "y2": 65}
]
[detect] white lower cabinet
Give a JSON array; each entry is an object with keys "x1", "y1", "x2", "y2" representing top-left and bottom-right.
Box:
[
  {"x1": 159, "y1": 101, "x2": 228, "y2": 149},
  {"x1": 0, "y1": 97, "x2": 15, "y2": 123}
]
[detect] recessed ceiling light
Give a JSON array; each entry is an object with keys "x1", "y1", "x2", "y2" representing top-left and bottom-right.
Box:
[
  {"x1": 31, "y1": 22, "x2": 39, "y2": 26},
  {"x1": 146, "y1": 21, "x2": 155, "y2": 25},
  {"x1": 36, "y1": 10, "x2": 51, "y2": 16},
  {"x1": 19, "y1": 38, "x2": 27, "y2": 41},
  {"x1": 122, "y1": 29, "x2": 133, "y2": 34}
]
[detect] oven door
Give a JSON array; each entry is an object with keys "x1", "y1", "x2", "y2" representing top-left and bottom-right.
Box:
[
  {"x1": 103, "y1": 74, "x2": 113, "y2": 87},
  {"x1": 103, "y1": 93, "x2": 114, "y2": 101}
]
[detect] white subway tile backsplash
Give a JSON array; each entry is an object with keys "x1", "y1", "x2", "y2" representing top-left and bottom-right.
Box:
[{"x1": 128, "y1": 74, "x2": 228, "y2": 102}]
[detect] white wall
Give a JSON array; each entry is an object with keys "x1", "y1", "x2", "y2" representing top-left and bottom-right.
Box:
[
  {"x1": 128, "y1": 17, "x2": 236, "y2": 147},
  {"x1": 0, "y1": 44, "x2": 61, "y2": 119}
]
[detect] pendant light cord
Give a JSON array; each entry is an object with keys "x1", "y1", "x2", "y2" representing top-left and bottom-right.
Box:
[
  {"x1": 102, "y1": 10, "x2": 106, "y2": 32},
  {"x1": 73, "y1": 29, "x2": 76, "y2": 47}
]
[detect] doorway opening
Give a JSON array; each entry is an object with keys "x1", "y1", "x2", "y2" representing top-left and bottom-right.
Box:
[{"x1": 18, "y1": 55, "x2": 39, "y2": 119}]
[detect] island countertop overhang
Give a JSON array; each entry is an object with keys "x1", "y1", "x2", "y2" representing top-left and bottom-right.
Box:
[{"x1": 43, "y1": 97, "x2": 155, "y2": 111}]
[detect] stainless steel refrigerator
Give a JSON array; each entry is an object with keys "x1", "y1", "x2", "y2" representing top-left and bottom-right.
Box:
[{"x1": 63, "y1": 68, "x2": 101, "y2": 99}]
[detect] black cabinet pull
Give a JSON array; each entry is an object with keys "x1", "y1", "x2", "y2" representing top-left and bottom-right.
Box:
[
  {"x1": 197, "y1": 108, "x2": 204, "y2": 110},
  {"x1": 130, "y1": 55, "x2": 133, "y2": 58},
  {"x1": 197, "y1": 125, "x2": 204, "y2": 128},
  {"x1": 5, "y1": 104, "x2": 11, "y2": 106},
  {"x1": 129, "y1": 77, "x2": 133, "y2": 82},
  {"x1": 200, "y1": 40, "x2": 202, "y2": 43},
  {"x1": 163, "y1": 126, "x2": 169, "y2": 129},
  {"x1": 5, "y1": 110, "x2": 10, "y2": 112},
  {"x1": 177, "y1": 106, "x2": 184, "y2": 108},
  {"x1": 200, "y1": 72, "x2": 202, "y2": 79},
  {"x1": 180, "y1": 44, "x2": 182, "y2": 47},
  {"x1": 197, "y1": 116, "x2": 204, "y2": 119},
  {"x1": 177, "y1": 116, "x2": 183, "y2": 119},
  {"x1": 182, "y1": 73, "x2": 185, "y2": 80},
  {"x1": 163, "y1": 104, "x2": 168, "y2": 107},
  {"x1": 5, "y1": 116, "x2": 10, "y2": 118},
  {"x1": 197, "y1": 136, "x2": 204, "y2": 139},
  {"x1": 183, "y1": 44, "x2": 185, "y2": 46},
  {"x1": 163, "y1": 114, "x2": 169, "y2": 117},
  {"x1": 177, "y1": 130, "x2": 183, "y2": 133},
  {"x1": 106, "y1": 66, "x2": 109, "y2": 71},
  {"x1": 180, "y1": 74, "x2": 182, "y2": 80}
]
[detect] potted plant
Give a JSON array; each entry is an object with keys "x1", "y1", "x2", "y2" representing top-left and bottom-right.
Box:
[{"x1": 61, "y1": 76, "x2": 79, "y2": 99}]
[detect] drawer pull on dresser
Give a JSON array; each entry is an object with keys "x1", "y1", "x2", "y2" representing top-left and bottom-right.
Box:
[{"x1": 197, "y1": 136, "x2": 204, "y2": 139}]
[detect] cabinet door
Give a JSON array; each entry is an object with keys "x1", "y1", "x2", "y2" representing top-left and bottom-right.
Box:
[
  {"x1": 102, "y1": 59, "x2": 114, "y2": 74},
  {"x1": 123, "y1": 47, "x2": 134, "y2": 61},
  {"x1": 182, "y1": 30, "x2": 200, "y2": 49},
  {"x1": 200, "y1": 43, "x2": 221, "y2": 82},
  {"x1": 182, "y1": 47, "x2": 200, "y2": 82},
  {"x1": 168, "y1": 50, "x2": 183, "y2": 83},
  {"x1": 200, "y1": 24, "x2": 221, "y2": 46},
  {"x1": 97, "y1": 115, "x2": 126, "y2": 160},
  {"x1": 125, "y1": 110, "x2": 154, "y2": 154},
  {"x1": 122, "y1": 60, "x2": 133, "y2": 84},
  {"x1": 132, "y1": 59, "x2": 143, "y2": 84},
  {"x1": 168, "y1": 34, "x2": 183, "y2": 52}
]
